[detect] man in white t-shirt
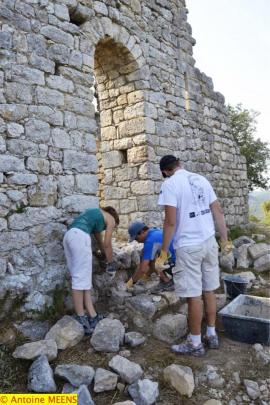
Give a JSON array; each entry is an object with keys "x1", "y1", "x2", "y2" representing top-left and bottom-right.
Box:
[{"x1": 156, "y1": 155, "x2": 232, "y2": 356}]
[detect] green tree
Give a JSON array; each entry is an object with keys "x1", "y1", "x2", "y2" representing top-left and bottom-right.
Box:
[
  {"x1": 262, "y1": 200, "x2": 270, "y2": 225},
  {"x1": 228, "y1": 104, "x2": 270, "y2": 190}
]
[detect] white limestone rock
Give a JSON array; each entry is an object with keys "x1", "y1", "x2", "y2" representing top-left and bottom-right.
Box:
[
  {"x1": 153, "y1": 314, "x2": 187, "y2": 344},
  {"x1": 55, "y1": 364, "x2": 95, "y2": 387},
  {"x1": 128, "y1": 379, "x2": 159, "y2": 405},
  {"x1": 45, "y1": 315, "x2": 84, "y2": 350},
  {"x1": 90, "y1": 318, "x2": 125, "y2": 353},
  {"x1": 13, "y1": 339, "x2": 57, "y2": 361},
  {"x1": 109, "y1": 355, "x2": 143, "y2": 384},
  {"x1": 94, "y1": 368, "x2": 118, "y2": 393},
  {"x1": 163, "y1": 364, "x2": 194, "y2": 398},
  {"x1": 28, "y1": 355, "x2": 56, "y2": 392}
]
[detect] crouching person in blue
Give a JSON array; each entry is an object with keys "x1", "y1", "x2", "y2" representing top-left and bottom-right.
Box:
[
  {"x1": 63, "y1": 206, "x2": 119, "y2": 335},
  {"x1": 126, "y1": 221, "x2": 175, "y2": 291}
]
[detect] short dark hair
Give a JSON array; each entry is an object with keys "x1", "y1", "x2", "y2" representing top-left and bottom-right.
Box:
[
  {"x1": 103, "y1": 206, "x2": 120, "y2": 225},
  {"x1": 159, "y1": 155, "x2": 180, "y2": 171}
]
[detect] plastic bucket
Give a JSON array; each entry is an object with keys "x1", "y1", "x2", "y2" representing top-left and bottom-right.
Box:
[{"x1": 223, "y1": 275, "x2": 249, "y2": 299}]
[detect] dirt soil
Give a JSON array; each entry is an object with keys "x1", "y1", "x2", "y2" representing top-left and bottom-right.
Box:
[{"x1": 0, "y1": 307, "x2": 269, "y2": 404}]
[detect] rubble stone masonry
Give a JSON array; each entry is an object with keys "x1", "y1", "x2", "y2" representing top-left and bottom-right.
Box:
[{"x1": 0, "y1": 0, "x2": 248, "y2": 315}]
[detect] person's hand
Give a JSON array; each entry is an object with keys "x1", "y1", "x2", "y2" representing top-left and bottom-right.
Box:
[
  {"x1": 105, "y1": 262, "x2": 116, "y2": 279},
  {"x1": 126, "y1": 278, "x2": 134, "y2": 289},
  {"x1": 155, "y1": 250, "x2": 169, "y2": 273},
  {"x1": 220, "y1": 240, "x2": 233, "y2": 254}
]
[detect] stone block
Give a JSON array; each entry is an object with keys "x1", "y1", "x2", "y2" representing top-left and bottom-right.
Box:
[
  {"x1": 102, "y1": 151, "x2": 124, "y2": 169},
  {"x1": 127, "y1": 146, "x2": 148, "y2": 163},
  {"x1": 55, "y1": 364, "x2": 95, "y2": 387},
  {"x1": 46, "y1": 75, "x2": 74, "y2": 93},
  {"x1": 0, "y1": 231, "x2": 30, "y2": 252},
  {"x1": 7, "y1": 123, "x2": 24, "y2": 138},
  {"x1": 45, "y1": 315, "x2": 84, "y2": 350},
  {"x1": 0, "y1": 104, "x2": 28, "y2": 121},
  {"x1": 131, "y1": 180, "x2": 155, "y2": 195},
  {"x1": 51, "y1": 128, "x2": 71, "y2": 148},
  {"x1": 90, "y1": 319, "x2": 125, "y2": 352},
  {"x1": 63, "y1": 150, "x2": 98, "y2": 173},
  {"x1": 65, "y1": 95, "x2": 94, "y2": 116},
  {"x1": 58, "y1": 175, "x2": 74, "y2": 195},
  {"x1": 10, "y1": 65, "x2": 45, "y2": 85},
  {"x1": 7, "y1": 139, "x2": 39, "y2": 157},
  {"x1": 0, "y1": 155, "x2": 24, "y2": 172},
  {"x1": 109, "y1": 355, "x2": 143, "y2": 384},
  {"x1": 128, "y1": 379, "x2": 159, "y2": 405},
  {"x1": 29, "y1": 53, "x2": 55, "y2": 73},
  {"x1": 36, "y1": 87, "x2": 64, "y2": 107},
  {"x1": 61, "y1": 195, "x2": 99, "y2": 212},
  {"x1": 118, "y1": 117, "x2": 155, "y2": 138},
  {"x1": 7, "y1": 173, "x2": 38, "y2": 185},
  {"x1": 164, "y1": 364, "x2": 194, "y2": 398},
  {"x1": 153, "y1": 314, "x2": 187, "y2": 344},
  {"x1": 5, "y1": 82, "x2": 33, "y2": 104},
  {"x1": 75, "y1": 174, "x2": 98, "y2": 194},
  {"x1": 94, "y1": 368, "x2": 118, "y2": 393},
  {"x1": 13, "y1": 340, "x2": 57, "y2": 361},
  {"x1": 27, "y1": 355, "x2": 56, "y2": 393},
  {"x1": 253, "y1": 254, "x2": 270, "y2": 272},
  {"x1": 8, "y1": 207, "x2": 61, "y2": 230},
  {"x1": 40, "y1": 25, "x2": 74, "y2": 48},
  {"x1": 29, "y1": 106, "x2": 63, "y2": 126},
  {"x1": 25, "y1": 119, "x2": 50, "y2": 142},
  {"x1": 48, "y1": 44, "x2": 70, "y2": 63},
  {"x1": 27, "y1": 157, "x2": 50, "y2": 174},
  {"x1": 248, "y1": 243, "x2": 270, "y2": 260}
]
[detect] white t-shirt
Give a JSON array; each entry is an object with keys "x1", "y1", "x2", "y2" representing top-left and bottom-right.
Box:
[{"x1": 158, "y1": 169, "x2": 217, "y2": 248}]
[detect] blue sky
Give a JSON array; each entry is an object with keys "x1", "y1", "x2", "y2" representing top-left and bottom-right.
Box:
[{"x1": 187, "y1": 0, "x2": 270, "y2": 144}]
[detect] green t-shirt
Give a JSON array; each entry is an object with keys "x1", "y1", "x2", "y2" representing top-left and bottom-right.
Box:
[{"x1": 68, "y1": 208, "x2": 106, "y2": 235}]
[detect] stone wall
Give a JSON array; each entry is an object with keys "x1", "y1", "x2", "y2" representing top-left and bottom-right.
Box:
[{"x1": 0, "y1": 0, "x2": 248, "y2": 315}]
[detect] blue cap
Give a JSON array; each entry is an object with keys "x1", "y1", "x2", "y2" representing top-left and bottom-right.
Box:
[{"x1": 128, "y1": 221, "x2": 146, "y2": 242}]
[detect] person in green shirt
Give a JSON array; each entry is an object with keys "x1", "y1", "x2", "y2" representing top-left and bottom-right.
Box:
[{"x1": 63, "y1": 206, "x2": 119, "y2": 335}]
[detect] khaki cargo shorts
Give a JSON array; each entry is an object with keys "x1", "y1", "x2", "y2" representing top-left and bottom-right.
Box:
[{"x1": 173, "y1": 236, "x2": 220, "y2": 298}]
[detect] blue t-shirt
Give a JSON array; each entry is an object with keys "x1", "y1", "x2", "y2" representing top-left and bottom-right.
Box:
[{"x1": 142, "y1": 228, "x2": 175, "y2": 263}]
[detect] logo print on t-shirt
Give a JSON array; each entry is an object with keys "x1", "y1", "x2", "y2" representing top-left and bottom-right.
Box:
[{"x1": 188, "y1": 175, "x2": 206, "y2": 207}]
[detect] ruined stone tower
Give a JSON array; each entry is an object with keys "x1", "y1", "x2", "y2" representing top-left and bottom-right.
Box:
[{"x1": 0, "y1": 0, "x2": 248, "y2": 314}]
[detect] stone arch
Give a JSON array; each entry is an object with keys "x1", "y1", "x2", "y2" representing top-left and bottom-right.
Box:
[{"x1": 93, "y1": 36, "x2": 154, "y2": 238}]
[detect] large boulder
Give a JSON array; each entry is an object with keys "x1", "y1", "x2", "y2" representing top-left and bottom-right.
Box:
[
  {"x1": 248, "y1": 243, "x2": 270, "y2": 260},
  {"x1": 126, "y1": 295, "x2": 157, "y2": 319},
  {"x1": 13, "y1": 339, "x2": 57, "y2": 361},
  {"x1": 94, "y1": 368, "x2": 118, "y2": 393},
  {"x1": 14, "y1": 320, "x2": 50, "y2": 341},
  {"x1": 236, "y1": 243, "x2": 253, "y2": 269},
  {"x1": 109, "y1": 355, "x2": 143, "y2": 384},
  {"x1": 45, "y1": 316, "x2": 84, "y2": 350},
  {"x1": 153, "y1": 314, "x2": 187, "y2": 344},
  {"x1": 55, "y1": 364, "x2": 95, "y2": 387},
  {"x1": 254, "y1": 254, "x2": 270, "y2": 272},
  {"x1": 90, "y1": 318, "x2": 125, "y2": 352},
  {"x1": 233, "y1": 236, "x2": 255, "y2": 248},
  {"x1": 128, "y1": 379, "x2": 159, "y2": 405},
  {"x1": 163, "y1": 364, "x2": 194, "y2": 398},
  {"x1": 28, "y1": 355, "x2": 56, "y2": 392}
]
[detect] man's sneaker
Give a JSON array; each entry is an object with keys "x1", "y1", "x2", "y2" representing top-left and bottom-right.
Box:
[
  {"x1": 171, "y1": 336, "x2": 205, "y2": 357},
  {"x1": 73, "y1": 314, "x2": 92, "y2": 335},
  {"x1": 87, "y1": 313, "x2": 105, "y2": 332},
  {"x1": 204, "y1": 334, "x2": 219, "y2": 349},
  {"x1": 152, "y1": 279, "x2": 174, "y2": 293}
]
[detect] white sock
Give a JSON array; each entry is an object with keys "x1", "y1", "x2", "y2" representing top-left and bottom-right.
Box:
[
  {"x1": 190, "y1": 334, "x2": 201, "y2": 347},
  {"x1": 206, "y1": 326, "x2": 216, "y2": 336}
]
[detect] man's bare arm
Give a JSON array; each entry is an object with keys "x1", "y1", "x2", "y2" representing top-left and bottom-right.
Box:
[
  {"x1": 162, "y1": 205, "x2": 176, "y2": 251},
  {"x1": 210, "y1": 200, "x2": 228, "y2": 241}
]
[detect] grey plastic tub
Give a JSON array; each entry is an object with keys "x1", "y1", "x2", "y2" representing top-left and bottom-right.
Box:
[{"x1": 218, "y1": 294, "x2": 270, "y2": 345}]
